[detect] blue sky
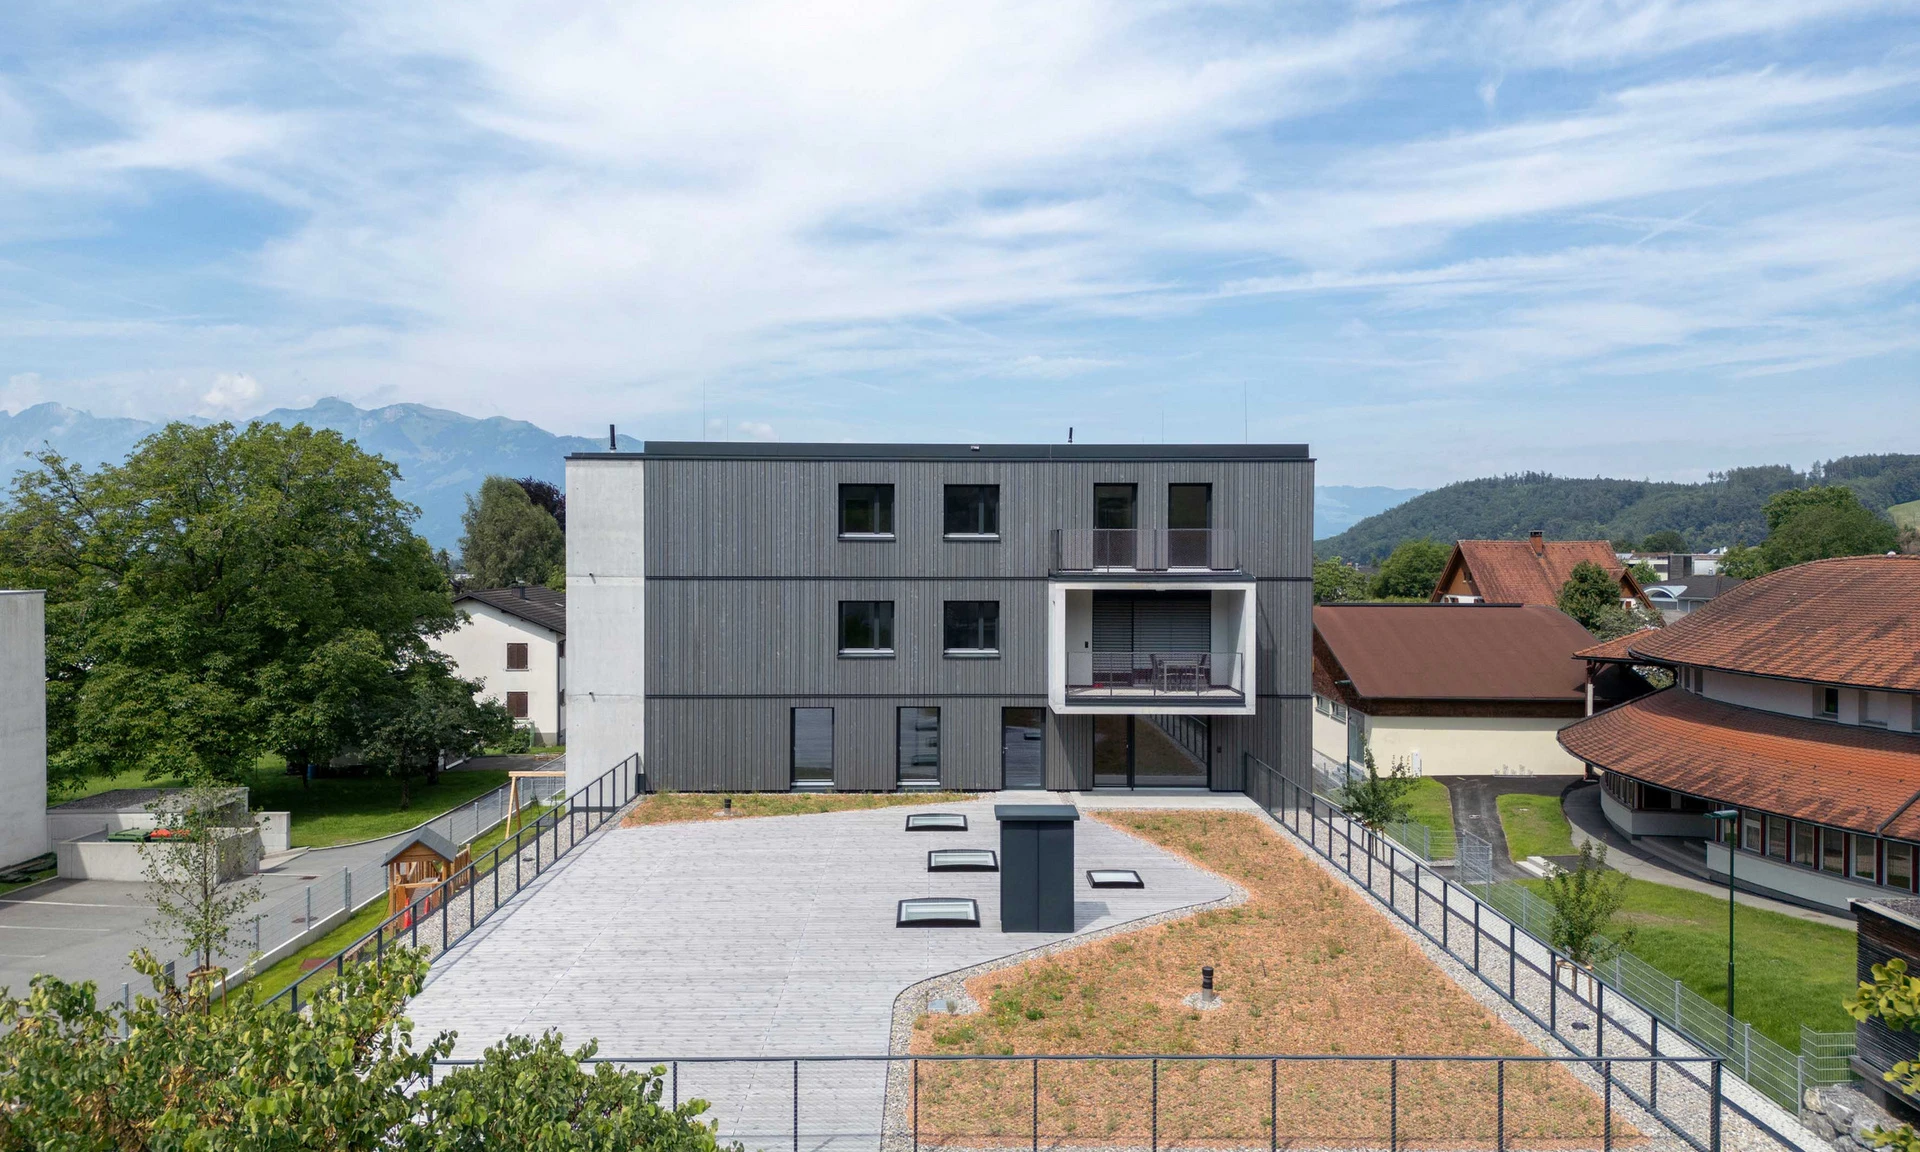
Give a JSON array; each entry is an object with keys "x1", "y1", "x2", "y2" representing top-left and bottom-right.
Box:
[{"x1": 1, "y1": 0, "x2": 1917, "y2": 487}]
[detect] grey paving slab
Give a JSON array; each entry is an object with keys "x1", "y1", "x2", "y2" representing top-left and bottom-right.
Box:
[{"x1": 405, "y1": 797, "x2": 1234, "y2": 1151}]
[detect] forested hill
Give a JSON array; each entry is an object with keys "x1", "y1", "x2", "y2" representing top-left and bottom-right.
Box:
[{"x1": 1314, "y1": 456, "x2": 1920, "y2": 564}]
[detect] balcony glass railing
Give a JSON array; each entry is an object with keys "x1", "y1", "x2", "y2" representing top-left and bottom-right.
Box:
[
  {"x1": 1051, "y1": 528, "x2": 1238, "y2": 572},
  {"x1": 1066, "y1": 651, "x2": 1245, "y2": 700}
]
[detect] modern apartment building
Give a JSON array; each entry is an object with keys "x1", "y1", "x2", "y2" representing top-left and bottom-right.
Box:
[{"x1": 563, "y1": 442, "x2": 1312, "y2": 795}]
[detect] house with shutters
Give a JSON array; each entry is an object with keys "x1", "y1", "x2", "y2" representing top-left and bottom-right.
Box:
[
  {"x1": 1431, "y1": 532, "x2": 1649, "y2": 607},
  {"x1": 1558, "y1": 555, "x2": 1920, "y2": 913},
  {"x1": 429, "y1": 586, "x2": 566, "y2": 745}
]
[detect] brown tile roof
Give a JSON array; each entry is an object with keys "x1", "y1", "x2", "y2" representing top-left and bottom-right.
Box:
[
  {"x1": 1313, "y1": 603, "x2": 1596, "y2": 702},
  {"x1": 456, "y1": 586, "x2": 566, "y2": 635},
  {"x1": 1437, "y1": 539, "x2": 1636, "y2": 606},
  {"x1": 1558, "y1": 689, "x2": 1920, "y2": 838},
  {"x1": 1627, "y1": 555, "x2": 1920, "y2": 692},
  {"x1": 1574, "y1": 629, "x2": 1665, "y2": 663}
]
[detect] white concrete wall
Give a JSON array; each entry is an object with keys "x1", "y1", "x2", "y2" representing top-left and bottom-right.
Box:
[
  {"x1": 1699, "y1": 668, "x2": 1919, "y2": 732},
  {"x1": 0, "y1": 592, "x2": 49, "y2": 868},
  {"x1": 566, "y1": 458, "x2": 646, "y2": 795},
  {"x1": 1599, "y1": 789, "x2": 1713, "y2": 839},
  {"x1": 1310, "y1": 701, "x2": 1347, "y2": 764},
  {"x1": 428, "y1": 601, "x2": 563, "y2": 742},
  {"x1": 1362, "y1": 713, "x2": 1586, "y2": 777}
]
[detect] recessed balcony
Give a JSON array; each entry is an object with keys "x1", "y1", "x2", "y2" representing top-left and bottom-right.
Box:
[
  {"x1": 1066, "y1": 650, "x2": 1246, "y2": 705},
  {"x1": 1047, "y1": 586, "x2": 1256, "y2": 716},
  {"x1": 1051, "y1": 529, "x2": 1241, "y2": 574}
]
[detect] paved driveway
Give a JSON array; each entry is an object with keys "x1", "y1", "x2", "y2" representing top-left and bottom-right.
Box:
[{"x1": 405, "y1": 796, "x2": 1235, "y2": 1148}]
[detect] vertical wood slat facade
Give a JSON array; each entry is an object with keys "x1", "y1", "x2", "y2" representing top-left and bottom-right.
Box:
[{"x1": 571, "y1": 443, "x2": 1312, "y2": 793}]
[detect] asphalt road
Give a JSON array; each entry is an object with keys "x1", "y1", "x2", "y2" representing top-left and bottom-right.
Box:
[{"x1": 1443, "y1": 774, "x2": 1578, "y2": 880}]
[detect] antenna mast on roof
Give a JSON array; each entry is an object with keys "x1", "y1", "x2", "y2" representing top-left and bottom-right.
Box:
[
  {"x1": 1068, "y1": 426, "x2": 1074, "y2": 444},
  {"x1": 609, "y1": 424, "x2": 616, "y2": 450}
]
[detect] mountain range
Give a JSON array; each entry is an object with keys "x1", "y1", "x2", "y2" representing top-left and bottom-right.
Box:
[{"x1": 0, "y1": 399, "x2": 1426, "y2": 551}]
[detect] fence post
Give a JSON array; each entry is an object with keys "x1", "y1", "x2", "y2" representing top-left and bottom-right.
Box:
[
  {"x1": 1720, "y1": 1059, "x2": 1735, "y2": 1152},
  {"x1": 1031, "y1": 1058, "x2": 1039, "y2": 1152},
  {"x1": 1473, "y1": 900, "x2": 1481, "y2": 971},
  {"x1": 1650, "y1": 1028, "x2": 1660, "y2": 1113},
  {"x1": 344, "y1": 867, "x2": 351, "y2": 911},
  {"x1": 1389, "y1": 1059, "x2": 1398, "y2": 1152},
  {"x1": 1507, "y1": 921, "x2": 1516, "y2": 997},
  {"x1": 1550, "y1": 961, "x2": 1558, "y2": 1031},
  {"x1": 792, "y1": 1059, "x2": 799, "y2": 1152},
  {"x1": 1743, "y1": 1022, "x2": 1752, "y2": 1080},
  {"x1": 1151, "y1": 1058, "x2": 1159, "y2": 1152},
  {"x1": 1495, "y1": 1060, "x2": 1505, "y2": 1152},
  {"x1": 1602, "y1": 1060, "x2": 1612, "y2": 1152},
  {"x1": 912, "y1": 1060, "x2": 919, "y2": 1152},
  {"x1": 1673, "y1": 979, "x2": 1682, "y2": 1029},
  {"x1": 305, "y1": 885, "x2": 312, "y2": 928}
]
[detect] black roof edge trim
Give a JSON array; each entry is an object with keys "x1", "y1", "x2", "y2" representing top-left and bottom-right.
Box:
[{"x1": 568, "y1": 441, "x2": 1311, "y2": 463}]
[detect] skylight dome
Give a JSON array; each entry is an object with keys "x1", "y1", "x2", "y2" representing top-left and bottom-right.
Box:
[
  {"x1": 905, "y1": 813, "x2": 967, "y2": 831},
  {"x1": 928, "y1": 848, "x2": 998, "y2": 872},
  {"x1": 1087, "y1": 869, "x2": 1144, "y2": 888},
  {"x1": 896, "y1": 898, "x2": 980, "y2": 927}
]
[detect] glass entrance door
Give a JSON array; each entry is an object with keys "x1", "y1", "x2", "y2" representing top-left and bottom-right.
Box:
[
  {"x1": 1092, "y1": 714, "x2": 1210, "y2": 788},
  {"x1": 1002, "y1": 707, "x2": 1046, "y2": 789}
]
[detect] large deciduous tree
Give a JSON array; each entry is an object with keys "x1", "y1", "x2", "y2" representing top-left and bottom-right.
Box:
[
  {"x1": 1756, "y1": 485, "x2": 1898, "y2": 572},
  {"x1": 1312, "y1": 556, "x2": 1371, "y2": 603},
  {"x1": 0, "y1": 422, "x2": 456, "y2": 792},
  {"x1": 1369, "y1": 538, "x2": 1450, "y2": 600},
  {"x1": 1556, "y1": 560, "x2": 1661, "y2": 641},
  {"x1": 458, "y1": 475, "x2": 565, "y2": 589}
]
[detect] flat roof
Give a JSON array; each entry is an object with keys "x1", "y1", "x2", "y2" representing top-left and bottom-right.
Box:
[{"x1": 570, "y1": 441, "x2": 1311, "y2": 463}]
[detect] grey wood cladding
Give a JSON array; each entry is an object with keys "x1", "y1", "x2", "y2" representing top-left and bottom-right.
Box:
[{"x1": 628, "y1": 448, "x2": 1311, "y2": 792}]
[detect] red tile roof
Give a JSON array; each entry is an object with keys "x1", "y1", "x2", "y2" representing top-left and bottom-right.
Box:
[
  {"x1": 1559, "y1": 689, "x2": 1920, "y2": 838},
  {"x1": 1437, "y1": 539, "x2": 1637, "y2": 607},
  {"x1": 1574, "y1": 629, "x2": 1664, "y2": 663},
  {"x1": 1314, "y1": 603, "x2": 1596, "y2": 702},
  {"x1": 1627, "y1": 555, "x2": 1920, "y2": 692}
]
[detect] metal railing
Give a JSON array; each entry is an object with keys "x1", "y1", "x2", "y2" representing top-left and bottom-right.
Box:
[
  {"x1": 267, "y1": 754, "x2": 641, "y2": 1012},
  {"x1": 1051, "y1": 528, "x2": 1240, "y2": 572},
  {"x1": 1066, "y1": 651, "x2": 1244, "y2": 700},
  {"x1": 154, "y1": 768, "x2": 571, "y2": 997},
  {"x1": 1241, "y1": 754, "x2": 1808, "y2": 1152},
  {"x1": 1309, "y1": 748, "x2": 1454, "y2": 862},
  {"x1": 427, "y1": 1051, "x2": 1721, "y2": 1152},
  {"x1": 1450, "y1": 827, "x2": 1855, "y2": 1111}
]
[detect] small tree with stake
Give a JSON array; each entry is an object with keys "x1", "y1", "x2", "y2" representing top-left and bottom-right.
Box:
[
  {"x1": 1541, "y1": 842, "x2": 1634, "y2": 998},
  {"x1": 1336, "y1": 740, "x2": 1417, "y2": 842},
  {"x1": 139, "y1": 786, "x2": 264, "y2": 992}
]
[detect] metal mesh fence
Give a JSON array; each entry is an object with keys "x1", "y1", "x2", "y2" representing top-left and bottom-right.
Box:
[
  {"x1": 269, "y1": 755, "x2": 640, "y2": 1012},
  {"x1": 426, "y1": 1053, "x2": 1717, "y2": 1152},
  {"x1": 157, "y1": 766, "x2": 573, "y2": 995},
  {"x1": 1242, "y1": 754, "x2": 1810, "y2": 1152},
  {"x1": 1458, "y1": 859, "x2": 1854, "y2": 1110}
]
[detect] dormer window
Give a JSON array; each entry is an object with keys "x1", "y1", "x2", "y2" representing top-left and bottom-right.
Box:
[{"x1": 1818, "y1": 686, "x2": 1840, "y2": 719}]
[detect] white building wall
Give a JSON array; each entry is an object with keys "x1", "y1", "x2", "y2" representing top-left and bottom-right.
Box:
[
  {"x1": 0, "y1": 592, "x2": 49, "y2": 867},
  {"x1": 1310, "y1": 701, "x2": 1347, "y2": 764},
  {"x1": 427, "y1": 602, "x2": 563, "y2": 744},
  {"x1": 566, "y1": 458, "x2": 646, "y2": 795},
  {"x1": 1700, "y1": 669, "x2": 1817, "y2": 718},
  {"x1": 1361, "y1": 713, "x2": 1586, "y2": 777}
]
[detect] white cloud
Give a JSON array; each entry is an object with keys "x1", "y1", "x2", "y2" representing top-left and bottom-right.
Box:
[{"x1": 201, "y1": 371, "x2": 261, "y2": 411}]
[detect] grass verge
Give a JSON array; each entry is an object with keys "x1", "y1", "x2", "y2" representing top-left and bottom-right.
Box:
[
  {"x1": 1403, "y1": 778, "x2": 1457, "y2": 858},
  {"x1": 1497, "y1": 794, "x2": 1576, "y2": 860},
  {"x1": 226, "y1": 901, "x2": 388, "y2": 1007},
  {"x1": 624, "y1": 790, "x2": 972, "y2": 826},
  {"x1": 909, "y1": 810, "x2": 1624, "y2": 1147},
  {"x1": 1518, "y1": 876, "x2": 1857, "y2": 1046}
]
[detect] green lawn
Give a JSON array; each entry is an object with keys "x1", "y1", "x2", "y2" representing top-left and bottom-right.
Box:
[
  {"x1": 1498, "y1": 793, "x2": 1577, "y2": 860},
  {"x1": 1890, "y1": 498, "x2": 1920, "y2": 532},
  {"x1": 229, "y1": 901, "x2": 388, "y2": 1007},
  {"x1": 53, "y1": 763, "x2": 514, "y2": 848},
  {"x1": 1403, "y1": 778, "x2": 1457, "y2": 859},
  {"x1": 1523, "y1": 876, "x2": 1857, "y2": 1046}
]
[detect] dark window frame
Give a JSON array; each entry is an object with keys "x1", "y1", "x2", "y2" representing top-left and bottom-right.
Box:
[
  {"x1": 838, "y1": 600, "x2": 896, "y2": 655},
  {"x1": 838, "y1": 483, "x2": 895, "y2": 538},
  {"x1": 942, "y1": 600, "x2": 1000, "y2": 654},
  {"x1": 943, "y1": 484, "x2": 1000, "y2": 537},
  {"x1": 506, "y1": 642, "x2": 529, "y2": 670},
  {"x1": 897, "y1": 706, "x2": 941, "y2": 785}
]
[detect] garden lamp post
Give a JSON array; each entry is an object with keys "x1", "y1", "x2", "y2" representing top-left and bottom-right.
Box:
[{"x1": 1708, "y1": 809, "x2": 1740, "y2": 1019}]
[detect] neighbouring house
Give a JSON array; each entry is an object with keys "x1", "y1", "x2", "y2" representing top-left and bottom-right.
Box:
[
  {"x1": 1558, "y1": 555, "x2": 1920, "y2": 914},
  {"x1": 564, "y1": 441, "x2": 1312, "y2": 794},
  {"x1": 1310, "y1": 602, "x2": 1635, "y2": 778},
  {"x1": 1432, "y1": 532, "x2": 1649, "y2": 607},
  {"x1": 1642, "y1": 574, "x2": 1745, "y2": 622},
  {"x1": 430, "y1": 586, "x2": 566, "y2": 745},
  {"x1": 1626, "y1": 551, "x2": 1725, "y2": 582},
  {"x1": 0, "y1": 590, "x2": 49, "y2": 869}
]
